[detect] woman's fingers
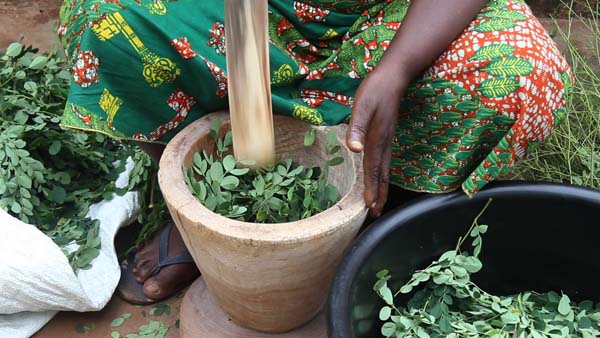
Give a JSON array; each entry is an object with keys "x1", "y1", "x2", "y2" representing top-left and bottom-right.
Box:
[
  {"x1": 372, "y1": 141, "x2": 392, "y2": 217},
  {"x1": 363, "y1": 112, "x2": 391, "y2": 214},
  {"x1": 362, "y1": 133, "x2": 381, "y2": 210},
  {"x1": 346, "y1": 95, "x2": 374, "y2": 153}
]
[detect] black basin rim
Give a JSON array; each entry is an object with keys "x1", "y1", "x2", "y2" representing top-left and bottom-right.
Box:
[{"x1": 326, "y1": 181, "x2": 600, "y2": 338}]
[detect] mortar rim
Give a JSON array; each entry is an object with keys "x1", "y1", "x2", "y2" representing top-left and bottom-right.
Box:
[{"x1": 158, "y1": 111, "x2": 368, "y2": 244}]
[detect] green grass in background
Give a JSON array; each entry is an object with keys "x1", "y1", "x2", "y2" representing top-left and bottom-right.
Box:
[{"x1": 510, "y1": 0, "x2": 600, "y2": 189}]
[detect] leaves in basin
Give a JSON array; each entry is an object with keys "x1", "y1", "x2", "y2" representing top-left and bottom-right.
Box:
[
  {"x1": 374, "y1": 199, "x2": 600, "y2": 338},
  {"x1": 185, "y1": 121, "x2": 343, "y2": 223}
]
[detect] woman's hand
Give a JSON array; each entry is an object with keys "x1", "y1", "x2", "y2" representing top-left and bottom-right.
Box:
[
  {"x1": 346, "y1": 67, "x2": 409, "y2": 218},
  {"x1": 345, "y1": 0, "x2": 487, "y2": 218}
]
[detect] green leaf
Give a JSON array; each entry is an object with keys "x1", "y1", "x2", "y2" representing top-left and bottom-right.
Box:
[
  {"x1": 5, "y1": 43, "x2": 23, "y2": 57},
  {"x1": 558, "y1": 294, "x2": 571, "y2": 316},
  {"x1": 469, "y1": 43, "x2": 515, "y2": 61},
  {"x1": 210, "y1": 118, "x2": 221, "y2": 141},
  {"x1": 483, "y1": 56, "x2": 533, "y2": 76},
  {"x1": 329, "y1": 145, "x2": 341, "y2": 155},
  {"x1": 324, "y1": 185, "x2": 338, "y2": 203},
  {"x1": 223, "y1": 155, "x2": 236, "y2": 172},
  {"x1": 380, "y1": 286, "x2": 394, "y2": 306},
  {"x1": 15, "y1": 70, "x2": 26, "y2": 79},
  {"x1": 416, "y1": 327, "x2": 430, "y2": 338},
  {"x1": 224, "y1": 131, "x2": 233, "y2": 147},
  {"x1": 477, "y1": 77, "x2": 520, "y2": 98},
  {"x1": 111, "y1": 317, "x2": 125, "y2": 327},
  {"x1": 48, "y1": 186, "x2": 67, "y2": 204},
  {"x1": 111, "y1": 331, "x2": 122, "y2": 338},
  {"x1": 326, "y1": 130, "x2": 338, "y2": 148},
  {"x1": 150, "y1": 304, "x2": 171, "y2": 316},
  {"x1": 11, "y1": 201, "x2": 22, "y2": 214},
  {"x1": 17, "y1": 175, "x2": 33, "y2": 189},
  {"x1": 376, "y1": 270, "x2": 389, "y2": 279},
  {"x1": 463, "y1": 257, "x2": 482, "y2": 273},
  {"x1": 210, "y1": 162, "x2": 224, "y2": 182},
  {"x1": 14, "y1": 110, "x2": 29, "y2": 124},
  {"x1": 379, "y1": 306, "x2": 392, "y2": 321},
  {"x1": 49, "y1": 141, "x2": 62, "y2": 155},
  {"x1": 450, "y1": 265, "x2": 468, "y2": 277},
  {"x1": 220, "y1": 176, "x2": 240, "y2": 190},
  {"x1": 24, "y1": 81, "x2": 38, "y2": 92},
  {"x1": 381, "y1": 322, "x2": 396, "y2": 337},
  {"x1": 29, "y1": 56, "x2": 48, "y2": 70},
  {"x1": 439, "y1": 250, "x2": 456, "y2": 262},
  {"x1": 230, "y1": 168, "x2": 249, "y2": 176},
  {"x1": 327, "y1": 157, "x2": 343, "y2": 166},
  {"x1": 75, "y1": 323, "x2": 92, "y2": 333},
  {"x1": 400, "y1": 284, "x2": 414, "y2": 294},
  {"x1": 501, "y1": 312, "x2": 520, "y2": 324},
  {"x1": 304, "y1": 129, "x2": 316, "y2": 146},
  {"x1": 433, "y1": 273, "x2": 451, "y2": 285}
]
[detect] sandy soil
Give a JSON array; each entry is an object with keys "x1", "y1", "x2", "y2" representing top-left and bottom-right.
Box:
[{"x1": 0, "y1": 0, "x2": 63, "y2": 52}]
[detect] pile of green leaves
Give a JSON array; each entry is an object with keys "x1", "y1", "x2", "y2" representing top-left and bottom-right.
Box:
[
  {"x1": 509, "y1": 1, "x2": 600, "y2": 189},
  {"x1": 0, "y1": 42, "x2": 165, "y2": 270},
  {"x1": 184, "y1": 119, "x2": 343, "y2": 223},
  {"x1": 111, "y1": 320, "x2": 169, "y2": 338},
  {"x1": 375, "y1": 200, "x2": 600, "y2": 338}
]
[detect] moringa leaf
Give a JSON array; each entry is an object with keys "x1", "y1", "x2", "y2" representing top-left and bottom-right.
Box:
[
  {"x1": 304, "y1": 129, "x2": 316, "y2": 146},
  {"x1": 110, "y1": 317, "x2": 125, "y2": 327},
  {"x1": 558, "y1": 294, "x2": 572, "y2": 316}
]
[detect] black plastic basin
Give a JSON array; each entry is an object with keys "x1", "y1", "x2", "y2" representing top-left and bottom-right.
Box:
[{"x1": 327, "y1": 182, "x2": 600, "y2": 338}]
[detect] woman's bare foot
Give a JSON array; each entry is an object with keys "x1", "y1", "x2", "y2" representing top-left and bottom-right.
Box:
[{"x1": 131, "y1": 223, "x2": 200, "y2": 300}]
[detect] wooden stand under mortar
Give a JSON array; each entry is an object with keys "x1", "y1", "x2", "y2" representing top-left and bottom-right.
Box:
[{"x1": 179, "y1": 277, "x2": 327, "y2": 338}]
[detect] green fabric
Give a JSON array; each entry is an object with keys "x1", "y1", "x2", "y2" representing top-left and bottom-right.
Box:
[{"x1": 58, "y1": 0, "x2": 572, "y2": 195}]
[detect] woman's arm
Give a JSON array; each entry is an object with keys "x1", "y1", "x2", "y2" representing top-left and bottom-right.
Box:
[{"x1": 347, "y1": 0, "x2": 488, "y2": 217}]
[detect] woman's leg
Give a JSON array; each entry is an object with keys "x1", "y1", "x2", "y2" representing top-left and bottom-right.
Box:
[
  {"x1": 58, "y1": 0, "x2": 228, "y2": 302},
  {"x1": 129, "y1": 142, "x2": 200, "y2": 300}
]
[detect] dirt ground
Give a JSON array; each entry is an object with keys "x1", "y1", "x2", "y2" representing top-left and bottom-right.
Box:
[
  {"x1": 0, "y1": 0, "x2": 63, "y2": 52},
  {"x1": 529, "y1": 0, "x2": 598, "y2": 17}
]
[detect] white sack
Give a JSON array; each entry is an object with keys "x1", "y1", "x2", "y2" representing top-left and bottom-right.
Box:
[{"x1": 0, "y1": 158, "x2": 139, "y2": 338}]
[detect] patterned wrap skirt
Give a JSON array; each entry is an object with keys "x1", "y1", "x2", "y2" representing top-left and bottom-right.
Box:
[{"x1": 58, "y1": 0, "x2": 573, "y2": 196}]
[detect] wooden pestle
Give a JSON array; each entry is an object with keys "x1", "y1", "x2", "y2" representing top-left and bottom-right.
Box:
[{"x1": 224, "y1": 0, "x2": 276, "y2": 168}]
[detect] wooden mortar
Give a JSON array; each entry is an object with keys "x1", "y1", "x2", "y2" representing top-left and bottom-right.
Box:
[{"x1": 158, "y1": 112, "x2": 367, "y2": 333}]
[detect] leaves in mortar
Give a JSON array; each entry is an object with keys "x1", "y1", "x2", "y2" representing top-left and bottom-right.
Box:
[{"x1": 184, "y1": 125, "x2": 344, "y2": 223}]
